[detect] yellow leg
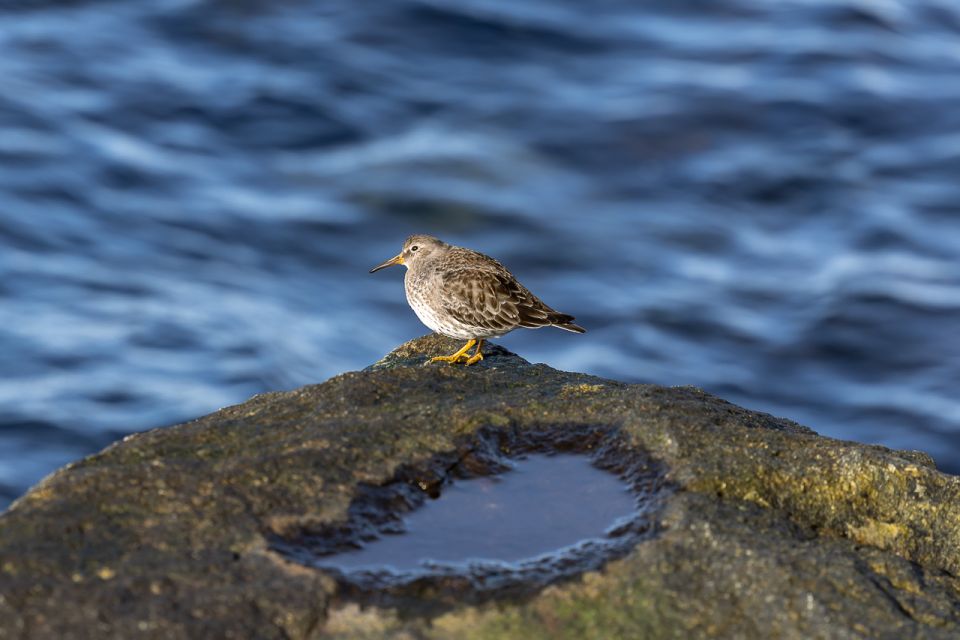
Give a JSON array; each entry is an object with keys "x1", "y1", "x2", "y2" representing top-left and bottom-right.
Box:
[
  {"x1": 465, "y1": 339, "x2": 484, "y2": 366},
  {"x1": 429, "y1": 339, "x2": 476, "y2": 364}
]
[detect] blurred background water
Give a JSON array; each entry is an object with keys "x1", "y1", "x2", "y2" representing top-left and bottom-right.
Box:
[{"x1": 1, "y1": 0, "x2": 959, "y2": 510}]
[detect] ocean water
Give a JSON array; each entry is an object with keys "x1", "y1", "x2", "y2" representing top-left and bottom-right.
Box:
[{"x1": 2, "y1": 0, "x2": 959, "y2": 509}]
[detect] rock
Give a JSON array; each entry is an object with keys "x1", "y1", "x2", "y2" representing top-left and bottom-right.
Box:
[{"x1": 1, "y1": 334, "x2": 958, "y2": 639}]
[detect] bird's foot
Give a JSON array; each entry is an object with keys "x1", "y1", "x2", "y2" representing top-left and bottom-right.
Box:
[
  {"x1": 464, "y1": 351, "x2": 484, "y2": 366},
  {"x1": 429, "y1": 353, "x2": 470, "y2": 364},
  {"x1": 428, "y1": 339, "x2": 476, "y2": 365}
]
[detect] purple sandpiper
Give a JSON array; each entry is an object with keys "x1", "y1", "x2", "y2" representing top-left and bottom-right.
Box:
[{"x1": 370, "y1": 235, "x2": 585, "y2": 365}]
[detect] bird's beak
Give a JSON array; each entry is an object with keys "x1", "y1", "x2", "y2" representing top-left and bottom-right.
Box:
[{"x1": 369, "y1": 254, "x2": 404, "y2": 273}]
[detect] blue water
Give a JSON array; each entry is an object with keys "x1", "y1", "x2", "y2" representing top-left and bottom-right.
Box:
[{"x1": 2, "y1": 0, "x2": 959, "y2": 509}]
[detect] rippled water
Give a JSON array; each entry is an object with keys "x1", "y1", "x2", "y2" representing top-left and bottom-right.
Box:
[{"x1": 2, "y1": 0, "x2": 959, "y2": 509}]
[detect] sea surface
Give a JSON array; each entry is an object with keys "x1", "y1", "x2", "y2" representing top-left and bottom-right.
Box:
[{"x1": 2, "y1": 0, "x2": 960, "y2": 509}]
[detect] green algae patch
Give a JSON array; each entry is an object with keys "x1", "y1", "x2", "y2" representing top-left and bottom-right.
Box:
[{"x1": 1, "y1": 334, "x2": 959, "y2": 639}]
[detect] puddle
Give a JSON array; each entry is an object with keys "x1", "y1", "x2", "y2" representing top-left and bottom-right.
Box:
[
  {"x1": 270, "y1": 427, "x2": 666, "y2": 604},
  {"x1": 324, "y1": 453, "x2": 636, "y2": 573}
]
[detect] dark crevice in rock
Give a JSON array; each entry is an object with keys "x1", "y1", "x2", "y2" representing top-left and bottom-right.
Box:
[
  {"x1": 268, "y1": 423, "x2": 669, "y2": 612},
  {"x1": 853, "y1": 555, "x2": 917, "y2": 622}
]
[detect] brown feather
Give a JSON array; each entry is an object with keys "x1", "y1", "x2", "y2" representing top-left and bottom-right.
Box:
[{"x1": 431, "y1": 247, "x2": 585, "y2": 336}]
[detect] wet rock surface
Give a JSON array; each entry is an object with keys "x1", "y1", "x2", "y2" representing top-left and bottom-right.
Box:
[{"x1": 1, "y1": 335, "x2": 959, "y2": 639}]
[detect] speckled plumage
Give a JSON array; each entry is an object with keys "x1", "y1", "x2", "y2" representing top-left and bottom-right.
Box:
[{"x1": 370, "y1": 235, "x2": 584, "y2": 362}]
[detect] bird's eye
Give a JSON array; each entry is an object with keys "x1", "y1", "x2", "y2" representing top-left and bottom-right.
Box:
[{"x1": 411, "y1": 245, "x2": 419, "y2": 252}]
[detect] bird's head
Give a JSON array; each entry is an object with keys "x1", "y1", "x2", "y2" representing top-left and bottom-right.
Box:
[{"x1": 369, "y1": 234, "x2": 447, "y2": 273}]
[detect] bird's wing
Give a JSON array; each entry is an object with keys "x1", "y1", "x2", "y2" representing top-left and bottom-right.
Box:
[{"x1": 439, "y1": 261, "x2": 558, "y2": 333}]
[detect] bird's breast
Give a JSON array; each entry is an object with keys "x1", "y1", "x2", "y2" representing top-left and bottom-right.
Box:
[{"x1": 404, "y1": 266, "x2": 475, "y2": 339}]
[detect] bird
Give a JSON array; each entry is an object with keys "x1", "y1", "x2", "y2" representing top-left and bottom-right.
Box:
[{"x1": 370, "y1": 234, "x2": 585, "y2": 366}]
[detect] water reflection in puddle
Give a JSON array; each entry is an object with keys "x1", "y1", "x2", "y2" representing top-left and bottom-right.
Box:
[{"x1": 322, "y1": 454, "x2": 636, "y2": 573}]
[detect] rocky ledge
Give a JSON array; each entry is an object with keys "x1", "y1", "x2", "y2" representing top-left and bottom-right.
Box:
[{"x1": 1, "y1": 335, "x2": 959, "y2": 639}]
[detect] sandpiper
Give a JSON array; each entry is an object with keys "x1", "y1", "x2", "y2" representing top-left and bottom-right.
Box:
[{"x1": 370, "y1": 234, "x2": 585, "y2": 365}]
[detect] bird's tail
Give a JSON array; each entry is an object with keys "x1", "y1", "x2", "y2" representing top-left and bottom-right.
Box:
[{"x1": 549, "y1": 312, "x2": 586, "y2": 334}]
